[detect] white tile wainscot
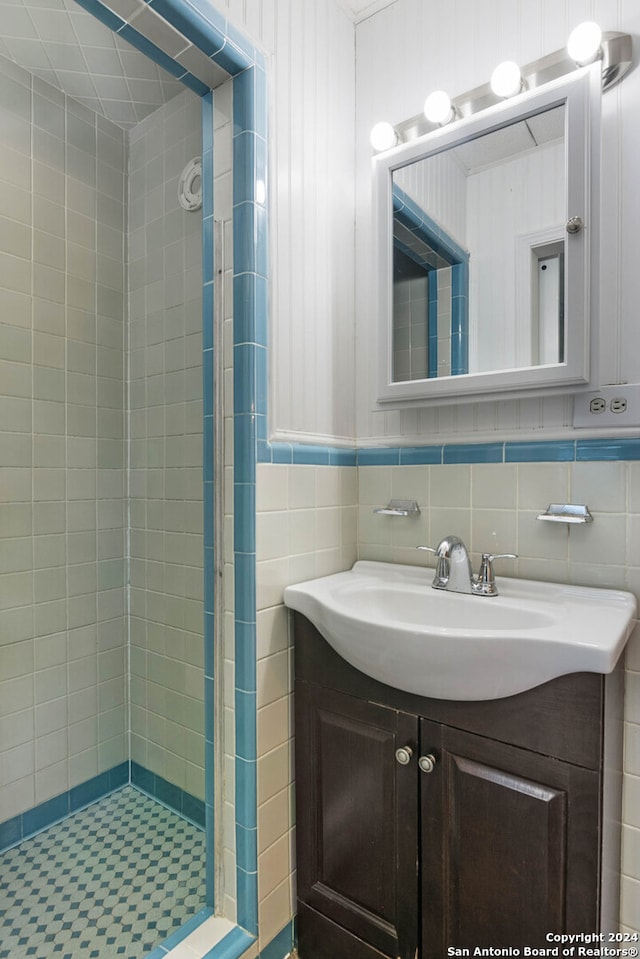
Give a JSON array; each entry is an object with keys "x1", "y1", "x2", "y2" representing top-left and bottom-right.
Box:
[
  {"x1": 255, "y1": 462, "x2": 357, "y2": 952},
  {"x1": 358, "y1": 457, "x2": 640, "y2": 932}
]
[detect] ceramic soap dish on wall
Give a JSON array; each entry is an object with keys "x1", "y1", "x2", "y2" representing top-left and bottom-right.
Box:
[
  {"x1": 374, "y1": 499, "x2": 421, "y2": 517},
  {"x1": 537, "y1": 504, "x2": 593, "y2": 524}
]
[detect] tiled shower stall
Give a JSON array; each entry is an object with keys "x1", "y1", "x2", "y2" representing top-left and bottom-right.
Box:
[
  {"x1": 0, "y1": 7, "x2": 241, "y2": 952},
  {"x1": 0, "y1": 52, "x2": 131, "y2": 831}
]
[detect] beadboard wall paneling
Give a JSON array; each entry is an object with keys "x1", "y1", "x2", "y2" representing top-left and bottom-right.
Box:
[
  {"x1": 222, "y1": 0, "x2": 357, "y2": 446},
  {"x1": 355, "y1": 0, "x2": 640, "y2": 446}
]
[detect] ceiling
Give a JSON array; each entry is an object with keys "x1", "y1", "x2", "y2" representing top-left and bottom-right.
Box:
[
  {"x1": 0, "y1": 0, "x2": 223, "y2": 128},
  {"x1": 453, "y1": 105, "x2": 565, "y2": 175},
  {"x1": 0, "y1": 0, "x2": 398, "y2": 129},
  {"x1": 342, "y1": 0, "x2": 398, "y2": 23}
]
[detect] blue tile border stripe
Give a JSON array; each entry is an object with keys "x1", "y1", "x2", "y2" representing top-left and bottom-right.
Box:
[
  {"x1": 0, "y1": 763, "x2": 128, "y2": 852},
  {"x1": 258, "y1": 441, "x2": 357, "y2": 466},
  {"x1": 231, "y1": 58, "x2": 265, "y2": 941},
  {"x1": 351, "y1": 436, "x2": 640, "y2": 465},
  {"x1": 258, "y1": 919, "x2": 295, "y2": 959},
  {"x1": 0, "y1": 762, "x2": 208, "y2": 854},
  {"x1": 254, "y1": 435, "x2": 640, "y2": 467},
  {"x1": 131, "y1": 762, "x2": 206, "y2": 828}
]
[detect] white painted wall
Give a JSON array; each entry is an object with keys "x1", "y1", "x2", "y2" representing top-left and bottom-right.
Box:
[
  {"x1": 355, "y1": 0, "x2": 640, "y2": 446},
  {"x1": 223, "y1": 0, "x2": 357, "y2": 447},
  {"x1": 467, "y1": 140, "x2": 565, "y2": 373}
]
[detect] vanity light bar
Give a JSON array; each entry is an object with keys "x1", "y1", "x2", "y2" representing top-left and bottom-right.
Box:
[{"x1": 383, "y1": 29, "x2": 632, "y2": 147}]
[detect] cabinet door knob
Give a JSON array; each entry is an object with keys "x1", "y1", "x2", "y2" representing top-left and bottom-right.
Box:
[
  {"x1": 418, "y1": 753, "x2": 437, "y2": 773},
  {"x1": 395, "y1": 746, "x2": 414, "y2": 765}
]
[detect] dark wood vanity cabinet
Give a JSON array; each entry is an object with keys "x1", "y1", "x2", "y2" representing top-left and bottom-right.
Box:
[
  {"x1": 294, "y1": 612, "x2": 621, "y2": 959},
  {"x1": 295, "y1": 682, "x2": 419, "y2": 959}
]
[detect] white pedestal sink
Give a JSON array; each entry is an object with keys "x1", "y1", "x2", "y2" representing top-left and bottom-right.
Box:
[{"x1": 283, "y1": 561, "x2": 637, "y2": 700}]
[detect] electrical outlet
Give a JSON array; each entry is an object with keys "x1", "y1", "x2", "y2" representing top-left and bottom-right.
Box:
[{"x1": 574, "y1": 384, "x2": 640, "y2": 427}]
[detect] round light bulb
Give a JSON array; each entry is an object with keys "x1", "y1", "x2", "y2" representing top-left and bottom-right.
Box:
[
  {"x1": 369, "y1": 121, "x2": 398, "y2": 152},
  {"x1": 423, "y1": 90, "x2": 454, "y2": 126},
  {"x1": 567, "y1": 21, "x2": 602, "y2": 65},
  {"x1": 490, "y1": 60, "x2": 523, "y2": 98}
]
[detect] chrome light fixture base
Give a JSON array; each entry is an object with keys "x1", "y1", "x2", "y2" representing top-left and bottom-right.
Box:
[{"x1": 393, "y1": 31, "x2": 632, "y2": 145}]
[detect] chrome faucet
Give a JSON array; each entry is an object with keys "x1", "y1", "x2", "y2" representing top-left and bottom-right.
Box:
[{"x1": 417, "y1": 535, "x2": 517, "y2": 596}]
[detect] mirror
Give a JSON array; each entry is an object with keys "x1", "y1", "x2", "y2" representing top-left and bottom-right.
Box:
[{"x1": 374, "y1": 66, "x2": 600, "y2": 405}]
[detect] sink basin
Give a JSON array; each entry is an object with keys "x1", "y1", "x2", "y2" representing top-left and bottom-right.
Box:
[{"x1": 283, "y1": 561, "x2": 637, "y2": 701}]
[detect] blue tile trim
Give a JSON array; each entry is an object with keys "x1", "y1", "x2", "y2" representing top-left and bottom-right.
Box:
[
  {"x1": 505, "y1": 440, "x2": 576, "y2": 462},
  {"x1": 576, "y1": 436, "x2": 640, "y2": 461},
  {"x1": 213, "y1": 38, "x2": 253, "y2": 75},
  {"x1": 393, "y1": 184, "x2": 469, "y2": 265},
  {"x1": 0, "y1": 815, "x2": 21, "y2": 851},
  {"x1": 235, "y1": 691, "x2": 257, "y2": 761},
  {"x1": 443, "y1": 442, "x2": 504, "y2": 464},
  {"x1": 22, "y1": 793, "x2": 69, "y2": 840},
  {"x1": 178, "y1": 0, "x2": 227, "y2": 37},
  {"x1": 451, "y1": 262, "x2": 469, "y2": 375},
  {"x1": 257, "y1": 441, "x2": 357, "y2": 466},
  {"x1": 357, "y1": 447, "x2": 401, "y2": 466},
  {"x1": 181, "y1": 71, "x2": 211, "y2": 96},
  {"x1": 259, "y1": 920, "x2": 295, "y2": 959},
  {"x1": 237, "y1": 868, "x2": 259, "y2": 935},
  {"x1": 148, "y1": 0, "x2": 226, "y2": 59},
  {"x1": 234, "y1": 202, "x2": 268, "y2": 277},
  {"x1": 235, "y1": 622, "x2": 257, "y2": 692},
  {"x1": 352, "y1": 435, "x2": 640, "y2": 465},
  {"x1": 427, "y1": 272, "x2": 438, "y2": 379},
  {"x1": 152, "y1": 907, "x2": 213, "y2": 956},
  {"x1": 203, "y1": 925, "x2": 256, "y2": 959},
  {"x1": 234, "y1": 343, "x2": 258, "y2": 415},
  {"x1": 231, "y1": 56, "x2": 267, "y2": 941},
  {"x1": 130, "y1": 762, "x2": 206, "y2": 828},
  {"x1": 234, "y1": 550, "x2": 257, "y2": 624},
  {"x1": 236, "y1": 823, "x2": 258, "y2": 873},
  {"x1": 292, "y1": 443, "x2": 330, "y2": 465},
  {"x1": 399, "y1": 445, "x2": 442, "y2": 465},
  {"x1": 235, "y1": 758, "x2": 257, "y2": 831},
  {"x1": 234, "y1": 483, "x2": 256, "y2": 552},
  {"x1": 0, "y1": 762, "x2": 129, "y2": 852},
  {"x1": 234, "y1": 273, "x2": 268, "y2": 347},
  {"x1": 329, "y1": 447, "x2": 357, "y2": 466}
]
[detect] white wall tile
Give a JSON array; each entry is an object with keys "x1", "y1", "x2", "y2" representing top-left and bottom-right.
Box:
[{"x1": 0, "y1": 58, "x2": 126, "y2": 818}]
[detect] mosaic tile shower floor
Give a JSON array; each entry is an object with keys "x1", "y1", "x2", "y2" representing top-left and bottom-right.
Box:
[{"x1": 0, "y1": 786, "x2": 206, "y2": 959}]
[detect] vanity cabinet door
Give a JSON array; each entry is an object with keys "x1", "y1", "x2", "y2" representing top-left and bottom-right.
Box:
[
  {"x1": 420, "y1": 720, "x2": 600, "y2": 959},
  {"x1": 295, "y1": 681, "x2": 419, "y2": 959}
]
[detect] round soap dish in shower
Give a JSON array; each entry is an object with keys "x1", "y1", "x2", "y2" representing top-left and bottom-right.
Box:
[{"x1": 178, "y1": 157, "x2": 202, "y2": 212}]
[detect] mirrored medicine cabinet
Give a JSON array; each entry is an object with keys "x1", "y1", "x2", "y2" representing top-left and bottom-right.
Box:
[{"x1": 373, "y1": 64, "x2": 601, "y2": 406}]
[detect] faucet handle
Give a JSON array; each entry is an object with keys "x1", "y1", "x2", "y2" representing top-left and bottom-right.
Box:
[
  {"x1": 416, "y1": 546, "x2": 449, "y2": 588},
  {"x1": 474, "y1": 552, "x2": 518, "y2": 596}
]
